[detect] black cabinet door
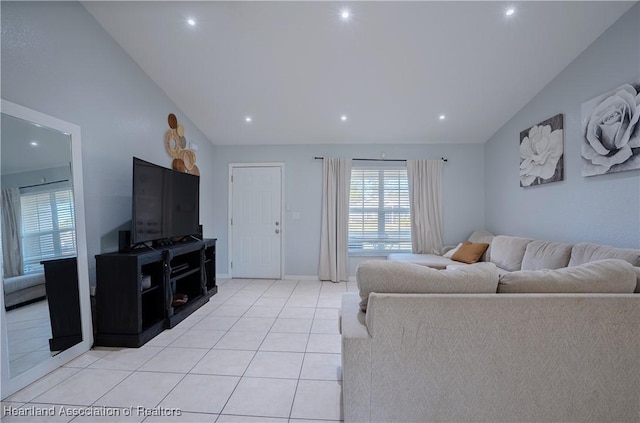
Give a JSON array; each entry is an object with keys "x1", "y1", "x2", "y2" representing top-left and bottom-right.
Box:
[{"x1": 41, "y1": 257, "x2": 82, "y2": 351}]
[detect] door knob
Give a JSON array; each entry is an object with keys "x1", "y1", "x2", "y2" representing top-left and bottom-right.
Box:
[
  {"x1": 275, "y1": 229, "x2": 280, "y2": 234},
  {"x1": 275, "y1": 221, "x2": 280, "y2": 226}
]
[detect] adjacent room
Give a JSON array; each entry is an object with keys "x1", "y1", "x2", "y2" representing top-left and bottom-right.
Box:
[{"x1": 1, "y1": 1, "x2": 639, "y2": 422}]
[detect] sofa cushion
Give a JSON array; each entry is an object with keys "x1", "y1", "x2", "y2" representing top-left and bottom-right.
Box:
[
  {"x1": 3, "y1": 272, "x2": 46, "y2": 295},
  {"x1": 467, "y1": 229, "x2": 494, "y2": 262},
  {"x1": 356, "y1": 260, "x2": 499, "y2": 312},
  {"x1": 451, "y1": 241, "x2": 489, "y2": 264},
  {"x1": 387, "y1": 253, "x2": 459, "y2": 269},
  {"x1": 521, "y1": 240, "x2": 573, "y2": 271},
  {"x1": 490, "y1": 236, "x2": 533, "y2": 272},
  {"x1": 568, "y1": 242, "x2": 640, "y2": 267},
  {"x1": 497, "y1": 259, "x2": 637, "y2": 293}
]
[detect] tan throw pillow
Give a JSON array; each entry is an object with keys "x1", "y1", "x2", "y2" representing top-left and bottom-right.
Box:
[{"x1": 451, "y1": 241, "x2": 489, "y2": 264}]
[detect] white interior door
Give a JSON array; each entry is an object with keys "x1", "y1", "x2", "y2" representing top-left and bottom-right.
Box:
[{"x1": 231, "y1": 165, "x2": 282, "y2": 278}]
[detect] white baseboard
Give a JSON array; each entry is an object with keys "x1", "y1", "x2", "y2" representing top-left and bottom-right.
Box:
[
  {"x1": 218, "y1": 274, "x2": 356, "y2": 282},
  {"x1": 284, "y1": 275, "x2": 357, "y2": 282},
  {"x1": 218, "y1": 274, "x2": 316, "y2": 280},
  {"x1": 284, "y1": 275, "x2": 319, "y2": 281}
]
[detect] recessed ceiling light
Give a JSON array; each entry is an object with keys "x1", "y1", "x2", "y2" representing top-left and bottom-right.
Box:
[
  {"x1": 439, "y1": 115, "x2": 446, "y2": 120},
  {"x1": 505, "y1": 8, "x2": 515, "y2": 16},
  {"x1": 187, "y1": 18, "x2": 196, "y2": 26},
  {"x1": 340, "y1": 9, "x2": 351, "y2": 20},
  {"x1": 341, "y1": 115, "x2": 348, "y2": 121},
  {"x1": 245, "y1": 116, "x2": 252, "y2": 123},
  {"x1": 30, "y1": 141, "x2": 39, "y2": 147}
]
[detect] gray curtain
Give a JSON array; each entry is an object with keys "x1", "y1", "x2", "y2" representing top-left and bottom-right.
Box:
[
  {"x1": 1, "y1": 188, "x2": 24, "y2": 277},
  {"x1": 319, "y1": 158, "x2": 352, "y2": 282},
  {"x1": 407, "y1": 159, "x2": 444, "y2": 254}
]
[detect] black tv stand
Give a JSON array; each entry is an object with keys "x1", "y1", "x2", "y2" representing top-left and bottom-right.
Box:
[{"x1": 95, "y1": 238, "x2": 216, "y2": 347}]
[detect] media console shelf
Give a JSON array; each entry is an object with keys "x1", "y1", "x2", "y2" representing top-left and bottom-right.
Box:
[{"x1": 95, "y1": 239, "x2": 216, "y2": 347}]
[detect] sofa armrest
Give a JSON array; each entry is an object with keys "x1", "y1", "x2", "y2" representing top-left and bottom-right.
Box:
[{"x1": 341, "y1": 293, "x2": 372, "y2": 423}]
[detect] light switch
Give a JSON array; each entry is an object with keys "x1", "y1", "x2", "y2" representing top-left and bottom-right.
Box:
[{"x1": 292, "y1": 211, "x2": 301, "y2": 220}]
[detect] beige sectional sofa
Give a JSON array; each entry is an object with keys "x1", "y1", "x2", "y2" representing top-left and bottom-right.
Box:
[
  {"x1": 3, "y1": 272, "x2": 46, "y2": 309},
  {"x1": 341, "y1": 232, "x2": 640, "y2": 422},
  {"x1": 388, "y1": 230, "x2": 640, "y2": 291}
]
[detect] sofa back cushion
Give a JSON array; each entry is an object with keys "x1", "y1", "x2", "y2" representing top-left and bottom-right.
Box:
[
  {"x1": 568, "y1": 242, "x2": 640, "y2": 267},
  {"x1": 490, "y1": 235, "x2": 533, "y2": 272},
  {"x1": 497, "y1": 259, "x2": 637, "y2": 293},
  {"x1": 467, "y1": 229, "x2": 494, "y2": 262},
  {"x1": 521, "y1": 240, "x2": 573, "y2": 271},
  {"x1": 356, "y1": 260, "x2": 499, "y2": 312}
]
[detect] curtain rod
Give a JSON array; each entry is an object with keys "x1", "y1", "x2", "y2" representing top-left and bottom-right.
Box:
[
  {"x1": 19, "y1": 179, "x2": 69, "y2": 189},
  {"x1": 314, "y1": 156, "x2": 447, "y2": 162}
]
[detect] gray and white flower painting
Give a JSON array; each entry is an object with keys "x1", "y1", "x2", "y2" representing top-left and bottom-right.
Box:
[
  {"x1": 581, "y1": 82, "x2": 640, "y2": 176},
  {"x1": 520, "y1": 114, "x2": 564, "y2": 187}
]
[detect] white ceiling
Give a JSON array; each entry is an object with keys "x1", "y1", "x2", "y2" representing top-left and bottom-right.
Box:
[
  {"x1": 1, "y1": 113, "x2": 72, "y2": 175},
  {"x1": 83, "y1": 1, "x2": 635, "y2": 146}
]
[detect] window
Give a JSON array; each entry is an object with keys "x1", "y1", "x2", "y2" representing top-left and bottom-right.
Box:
[
  {"x1": 349, "y1": 167, "x2": 411, "y2": 254},
  {"x1": 20, "y1": 186, "x2": 76, "y2": 273}
]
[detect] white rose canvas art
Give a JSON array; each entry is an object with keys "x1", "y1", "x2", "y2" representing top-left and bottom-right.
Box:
[
  {"x1": 581, "y1": 82, "x2": 640, "y2": 176},
  {"x1": 520, "y1": 114, "x2": 564, "y2": 187}
]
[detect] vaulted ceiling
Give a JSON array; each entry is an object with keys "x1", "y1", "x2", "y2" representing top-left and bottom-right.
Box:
[{"x1": 83, "y1": 1, "x2": 635, "y2": 146}]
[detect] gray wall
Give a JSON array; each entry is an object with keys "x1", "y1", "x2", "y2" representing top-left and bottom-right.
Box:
[
  {"x1": 484, "y1": 3, "x2": 640, "y2": 249},
  {"x1": 210, "y1": 143, "x2": 485, "y2": 276},
  {"x1": 1, "y1": 2, "x2": 216, "y2": 283},
  {"x1": 1, "y1": 166, "x2": 71, "y2": 190}
]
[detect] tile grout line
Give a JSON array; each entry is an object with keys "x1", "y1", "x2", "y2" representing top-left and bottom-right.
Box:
[
  {"x1": 287, "y1": 279, "x2": 323, "y2": 420},
  {"x1": 215, "y1": 278, "x2": 288, "y2": 418}
]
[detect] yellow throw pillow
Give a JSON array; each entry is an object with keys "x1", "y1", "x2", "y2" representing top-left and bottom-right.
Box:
[{"x1": 451, "y1": 241, "x2": 489, "y2": 264}]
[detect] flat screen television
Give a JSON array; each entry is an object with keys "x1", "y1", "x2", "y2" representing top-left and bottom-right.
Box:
[{"x1": 132, "y1": 157, "x2": 200, "y2": 244}]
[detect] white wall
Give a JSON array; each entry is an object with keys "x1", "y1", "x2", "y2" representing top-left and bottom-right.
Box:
[
  {"x1": 1, "y1": 2, "x2": 216, "y2": 283},
  {"x1": 210, "y1": 143, "x2": 485, "y2": 276},
  {"x1": 484, "y1": 4, "x2": 640, "y2": 248}
]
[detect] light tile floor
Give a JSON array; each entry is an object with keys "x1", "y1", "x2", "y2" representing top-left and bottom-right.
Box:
[
  {"x1": 5, "y1": 299, "x2": 55, "y2": 377},
  {"x1": 3, "y1": 278, "x2": 358, "y2": 422}
]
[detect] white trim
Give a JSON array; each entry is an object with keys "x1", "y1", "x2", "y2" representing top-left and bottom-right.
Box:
[
  {"x1": 283, "y1": 275, "x2": 357, "y2": 282},
  {"x1": 1, "y1": 99, "x2": 93, "y2": 399},
  {"x1": 283, "y1": 275, "x2": 319, "y2": 281},
  {"x1": 228, "y1": 163, "x2": 285, "y2": 279},
  {"x1": 216, "y1": 273, "x2": 231, "y2": 279}
]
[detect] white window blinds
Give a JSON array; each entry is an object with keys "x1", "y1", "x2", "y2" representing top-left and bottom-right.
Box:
[
  {"x1": 348, "y1": 167, "x2": 411, "y2": 253},
  {"x1": 20, "y1": 187, "x2": 76, "y2": 273}
]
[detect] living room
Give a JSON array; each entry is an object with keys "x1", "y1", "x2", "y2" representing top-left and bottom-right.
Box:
[{"x1": 1, "y1": 1, "x2": 639, "y2": 421}]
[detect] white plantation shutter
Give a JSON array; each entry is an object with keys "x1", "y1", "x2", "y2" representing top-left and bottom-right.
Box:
[
  {"x1": 20, "y1": 186, "x2": 76, "y2": 273},
  {"x1": 349, "y1": 167, "x2": 411, "y2": 253}
]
